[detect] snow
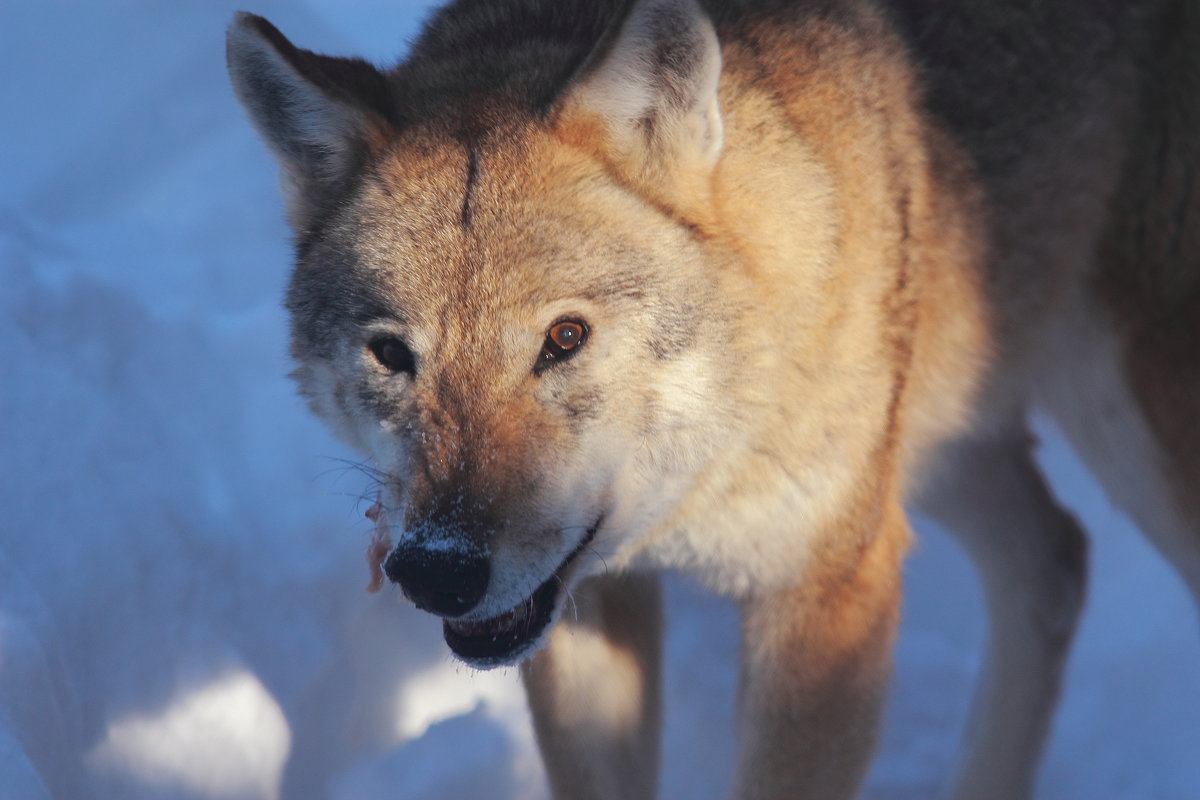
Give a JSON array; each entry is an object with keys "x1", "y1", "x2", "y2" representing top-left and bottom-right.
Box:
[
  {"x1": 86, "y1": 670, "x2": 291, "y2": 799},
  {"x1": 1, "y1": 2, "x2": 1198, "y2": 798}
]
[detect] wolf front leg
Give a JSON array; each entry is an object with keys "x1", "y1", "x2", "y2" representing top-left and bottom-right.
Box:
[
  {"x1": 522, "y1": 572, "x2": 663, "y2": 800},
  {"x1": 732, "y1": 503, "x2": 909, "y2": 800}
]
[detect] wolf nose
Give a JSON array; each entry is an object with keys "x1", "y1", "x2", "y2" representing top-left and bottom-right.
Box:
[{"x1": 383, "y1": 542, "x2": 490, "y2": 617}]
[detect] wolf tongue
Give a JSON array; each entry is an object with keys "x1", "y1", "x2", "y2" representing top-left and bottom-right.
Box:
[
  {"x1": 494, "y1": 601, "x2": 529, "y2": 630},
  {"x1": 450, "y1": 600, "x2": 529, "y2": 637}
]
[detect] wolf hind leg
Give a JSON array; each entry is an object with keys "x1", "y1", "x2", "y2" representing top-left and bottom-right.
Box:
[
  {"x1": 521, "y1": 571, "x2": 663, "y2": 800},
  {"x1": 916, "y1": 428, "x2": 1088, "y2": 800},
  {"x1": 1041, "y1": 305, "x2": 1200, "y2": 616}
]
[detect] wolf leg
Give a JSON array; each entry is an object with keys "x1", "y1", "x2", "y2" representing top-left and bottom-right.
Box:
[
  {"x1": 521, "y1": 572, "x2": 663, "y2": 800},
  {"x1": 1041, "y1": 308, "x2": 1200, "y2": 609},
  {"x1": 732, "y1": 500, "x2": 908, "y2": 800},
  {"x1": 918, "y1": 430, "x2": 1088, "y2": 800}
]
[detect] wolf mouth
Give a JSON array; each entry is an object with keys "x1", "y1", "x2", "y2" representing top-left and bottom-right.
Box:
[{"x1": 442, "y1": 520, "x2": 600, "y2": 666}]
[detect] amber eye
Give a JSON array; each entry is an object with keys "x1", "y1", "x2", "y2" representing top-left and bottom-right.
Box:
[
  {"x1": 549, "y1": 321, "x2": 585, "y2": 350},
  {"x1": 536, "y1": 319, "x2": 589, "y2": 373},
  {"x1": 369, "y1": 337, "x2": 416, "y2": 376}
]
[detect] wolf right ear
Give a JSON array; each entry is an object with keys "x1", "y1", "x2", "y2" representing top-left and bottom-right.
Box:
[
  {"x1": 226, "y1": 13, "x2": 393, "y2": 229},
  {"x1": 558, "y1": 0, "x2": 723, "y2": 205}
]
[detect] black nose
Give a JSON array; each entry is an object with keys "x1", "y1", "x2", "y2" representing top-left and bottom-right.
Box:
[{"x1": 383, "y1": 541, "x2": 490, "y2": 617}]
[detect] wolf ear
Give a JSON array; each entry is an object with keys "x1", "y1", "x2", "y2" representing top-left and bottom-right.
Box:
[
  {"x1": 226, "y1": 13, "x2": 393, "y2": 229},
  {"x1": 560, "y1": 0, "x2": 723, "y2": 190}
]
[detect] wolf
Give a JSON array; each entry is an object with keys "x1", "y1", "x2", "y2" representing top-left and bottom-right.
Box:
[{"x1": 226, "y1": 0, "x2": 1199, "y2": 796}]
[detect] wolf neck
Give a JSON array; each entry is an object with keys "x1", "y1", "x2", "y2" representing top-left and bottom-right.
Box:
[{"x1": 625, "y1": 3, "x2": 990, "y2": 593}]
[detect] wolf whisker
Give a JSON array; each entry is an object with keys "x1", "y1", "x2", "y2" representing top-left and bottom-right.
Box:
[
  {"x1": 315, "y1": 455, "x2": 393, "y2": 483},
  {"x1": 585, "y1": 544, "x2": 610, "y2": 577},
  {"x1": 552, "y1": 573, "x2": 581, "y2": 624}
]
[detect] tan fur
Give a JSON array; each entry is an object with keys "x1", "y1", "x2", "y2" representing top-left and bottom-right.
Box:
[{"x1": 228, "y1": 0, "x2": 1200, "y2": 797}]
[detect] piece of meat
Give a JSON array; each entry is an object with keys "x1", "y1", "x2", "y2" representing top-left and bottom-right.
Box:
[{"x1": 365, "y1": 499, "x2": 390, "y2": 593}]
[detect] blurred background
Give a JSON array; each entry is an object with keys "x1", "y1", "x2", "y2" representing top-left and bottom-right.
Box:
[{"x1": 1, "y1": 2, "x2": 1198, "y2": 798}]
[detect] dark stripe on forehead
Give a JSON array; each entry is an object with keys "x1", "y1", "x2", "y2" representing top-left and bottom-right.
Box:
[{"x1": 461, "y1": 141, "x2": 480, "y2": 227}]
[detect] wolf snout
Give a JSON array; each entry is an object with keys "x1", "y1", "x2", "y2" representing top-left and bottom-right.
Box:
[{"x1": 383, "y1": 540, "x2": 490, "y2": 617}]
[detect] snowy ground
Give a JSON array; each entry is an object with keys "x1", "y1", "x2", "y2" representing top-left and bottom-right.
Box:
[{"x1": 2, "y1": 3, "x2": 1198, "y2": 799}]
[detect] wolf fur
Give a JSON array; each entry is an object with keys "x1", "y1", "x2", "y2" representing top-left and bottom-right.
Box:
[{"x1": 227, "y1": 0, "x2": 1200, "y2": 796}]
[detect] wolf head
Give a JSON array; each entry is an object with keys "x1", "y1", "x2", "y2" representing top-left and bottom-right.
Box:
[{"x1": 227, "y1": 0, "x2": 748, "y2": 666}]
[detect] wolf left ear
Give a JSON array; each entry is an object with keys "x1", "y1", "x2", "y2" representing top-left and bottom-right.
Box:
[
  {"x1": 559, "y1": 0, "x2": 723, "y2": 193},
  {"x1": 226, "y1": 13, "x2": 393, "y2": 229}
]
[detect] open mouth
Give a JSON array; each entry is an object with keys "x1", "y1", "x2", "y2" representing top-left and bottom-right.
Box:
[{"x1": 442, "y1": 520, "x2": 600, "y2": 666}]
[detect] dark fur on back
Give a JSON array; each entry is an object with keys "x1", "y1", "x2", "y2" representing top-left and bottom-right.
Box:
[
  {"x1": 390, "y1": 0, "x2": 630, "y2": 121},
  {"x1": 385, "y1": 0, "x2": 844, "y2": 126},
  {"x1": 885, "y1": 0, "x2": 1128, "y2": 181}
]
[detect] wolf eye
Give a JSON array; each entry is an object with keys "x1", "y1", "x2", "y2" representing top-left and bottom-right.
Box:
[
  {"x1": 549, "y1": 321, "x2": 585, "y2": 350},
  {"x1": 369, "y1": 337, "x2": 416, "y2": 375},
  {"x1": 536, "y1": 319, "x2": 589, "y2": 374}
]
